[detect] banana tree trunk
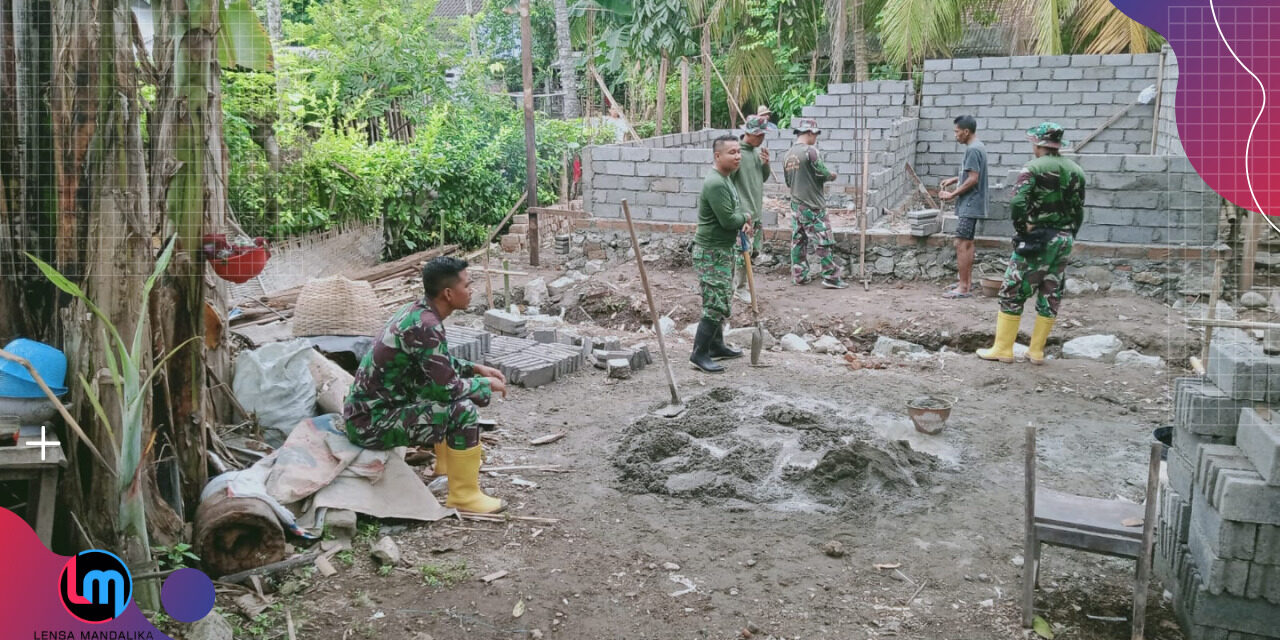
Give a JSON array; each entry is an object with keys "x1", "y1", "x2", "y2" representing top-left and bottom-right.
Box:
[
  {"x1": 152, "y1": 0, "x2": 216, "y2": 520},
  {"x1": 265, "y1": 0, "x2": 281, "y2": 41},
  {"x1": 551, "y1": 0, "x2": 578, "y2": 118}
]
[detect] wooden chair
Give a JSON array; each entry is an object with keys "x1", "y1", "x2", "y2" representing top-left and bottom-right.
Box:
[{"x1": 1023, "y1": 426, "x2": 1162, "y2": 640}]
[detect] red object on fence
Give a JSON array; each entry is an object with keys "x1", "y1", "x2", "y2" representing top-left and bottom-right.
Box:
[{"x1": 203, "y1": 234, "x2": 271, "y2": 284}]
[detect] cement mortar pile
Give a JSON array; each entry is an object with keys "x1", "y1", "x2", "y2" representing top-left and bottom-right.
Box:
[{"x1": 612, "y1": 387, "x2": 946, "y2": 513}]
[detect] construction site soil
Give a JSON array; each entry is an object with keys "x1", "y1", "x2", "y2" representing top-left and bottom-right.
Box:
[{"x1": 213, "y1": 254, "x2": 1218, "y2": 640}]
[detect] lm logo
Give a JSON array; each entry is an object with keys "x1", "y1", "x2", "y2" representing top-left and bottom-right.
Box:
[{"x1": 58, "y1": 550, "x2": 133, "y2": 623}]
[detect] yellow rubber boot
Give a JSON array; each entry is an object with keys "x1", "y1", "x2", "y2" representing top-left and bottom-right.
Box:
[
  {"x1": 1028, "y1": 316, "x2": 1056, "y2": 365},
  {"x1": 444, "y1": 445, "x2": 506, "y2": 514},
  {"x1": 432, "y1": 442, "x2": 449, "y2": 476},
  {"x1": 976, "y1": 312, "x2": 1020, "y2": 363}
]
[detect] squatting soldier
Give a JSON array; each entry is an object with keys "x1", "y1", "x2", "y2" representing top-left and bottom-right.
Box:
[
  {"x1": 977, "y1": 122, "x2": 1086, "y2": 365},
  {"x1": 690, "y1": 134, "x2": 751, "y2": 374},
  {"x1": 783, "y1": 118, "x2": 847, "y2": 289},
  {"x1": 731, "y1": 110, "x2": 772, "y2": 303},
  {"x1": 344, "y1": 257, "x2": 510, "y2": 513}
]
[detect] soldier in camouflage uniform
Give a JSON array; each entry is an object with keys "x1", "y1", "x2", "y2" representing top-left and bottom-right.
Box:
[
  {"x1": 691, "y1": 134, "x2": 751, "y2": 374},
  {"x1": 731, "y1": 112, "x2": 772, "y2": 303},
  {"x1": 783, "y1": 118, "x2": 847, "y2": 288},
  {"x1": 344, "y1": 257, "x2": 511, "y2": 513},
  {"x1": 977, "y1": 123, "x2": 1086, "y2": 365}
]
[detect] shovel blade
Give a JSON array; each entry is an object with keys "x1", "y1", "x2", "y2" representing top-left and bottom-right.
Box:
[
  {"x1": 655, "y1": 403, "x2": 686, "y2": 418},
  {"x1": 750, "y1": 327, "x2": 763, "y2": 364}
]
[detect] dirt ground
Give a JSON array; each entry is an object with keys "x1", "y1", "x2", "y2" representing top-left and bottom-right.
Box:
[{"x1": 210, "y1": 251, "x2": 1223, "y2": 640}]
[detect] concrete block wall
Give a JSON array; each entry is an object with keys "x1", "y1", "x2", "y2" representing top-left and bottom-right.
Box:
[
  {"x1": 1155, "y1": 47, "x2": 1185, "y2": 157},
  {"x1": 916, "y1": 53, "x2": 1161, "y2": 181},
  {"x1": 762, "y1": 80, "x2": 919, "y2": 217},
  {"x1": 581, "y1": 128, "x2": 741, "y2": 225},
  {"x1": 1160, "y1": 362, "x2": 1280, "y2": 638}
]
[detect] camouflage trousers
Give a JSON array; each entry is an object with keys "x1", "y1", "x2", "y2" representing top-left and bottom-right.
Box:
[
  {"x1": 693, "y1": 244, "x2": 734, "y2": 323},
  {"x1": 346, "y1": 398, "x2": 481, "y2": 451},
  {"x1": 998, "y1": 230, "x2": 1074, "y2": 318},
  {"x1": 790, "y1": 204, "x2": 841, "y2": 283}
]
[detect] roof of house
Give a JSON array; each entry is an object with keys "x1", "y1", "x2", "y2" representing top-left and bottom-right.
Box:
[{"x1": 432, "y1": 0, "x2": 484, "y2": 19}]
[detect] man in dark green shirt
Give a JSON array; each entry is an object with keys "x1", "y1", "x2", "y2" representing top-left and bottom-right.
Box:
[
  {"x1": 978, "y1": 122, "x2": 1086, "y2": 366},
  {"x1": 691, "y1": 134, "x2": 751, "y2": 373},
  {"x1": 783, "y1": 118, "x2": 847, "y2": 288},
  {"x1": 731, "y1": 113, "x2": 772, "y2": 303}
]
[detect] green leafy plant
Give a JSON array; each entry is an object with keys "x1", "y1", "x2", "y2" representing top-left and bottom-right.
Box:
[
  {"x1": 355, "y1": 520, "x2": 381, "y2": 546},
  {"x1": 337, "y1": 550, "x2": 355, "y2": 567},
  {"x1": 419, "y1": 561, "x2": 470, "y2": 587},
  {"x1": 27, "y1": 237, "x2": 194, "y2": 611},
  {"x1": 154, "y1": 542, "x2": 201, "y2": 571},
  {"x1": 377, "y1": 564, "x2": 393, "y2": 577}
]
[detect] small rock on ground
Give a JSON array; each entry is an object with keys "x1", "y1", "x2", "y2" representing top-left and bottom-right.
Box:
[
  {"x1": 658, "y1": 316, "x2": 676, "y2": 336},
  {"x1": 189, "y1": 611, "x2": 234, "y2": 640},
  {"x1": 523, "y1": 278, "x2": 548, "y2": 306},
  {"x1": 371, "y1": 536, "x2": 402, "y2": 566},
  {"x1": 871, "y1": 336, "x2": 924, "y2": 357},
  {"x1": 821, "y1": 540, "x2": 845, "y2": 558},
  {"x1": 1061, "y1": 334, "x2": 1123, "y2": 362},
  {"x1": 663, "y1": 562, "x2": 681, "y2": 571},
  {"x1": 1114, "y1": 350, "x2": 1165, "y2": 369},
  {"x1": 1240, "y1": 291, "x2": 1269, "y2": 310},
  {"x1": 780, "y1": 334, "x2": 811, "y2": 352},
  {"x1": 812, "y1": 335, "x2": 847, "y2": 355}
]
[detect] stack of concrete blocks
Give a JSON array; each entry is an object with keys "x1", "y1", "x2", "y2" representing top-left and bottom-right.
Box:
[
  {"x1": 482, "y1": 334, "x2": 584, "y2": 389},
  {"x1": 908, "y1": 209, "x2": 941, "y2": 237},
  {"x1": 445, "y1": 325, "x2": 492, "y2": 363},
  {"x1": 1159, "y1": 340, "x2": 1280, "y2": 640},
  {"x1": 483, "y1": 309, "x2": 528, "y2": 338}
]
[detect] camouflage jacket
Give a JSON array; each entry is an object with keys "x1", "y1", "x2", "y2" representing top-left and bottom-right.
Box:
[
  {"x1": 1009, "y1": 155, "x2": 1087, "y2": 236},
  {"x1": 343, "y1": 299, "x2": 491, "y2": 432}
]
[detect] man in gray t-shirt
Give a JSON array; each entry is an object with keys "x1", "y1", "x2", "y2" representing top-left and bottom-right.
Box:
[{"x1": 939, "y1": 115, "x2": 989, "y2": 297}]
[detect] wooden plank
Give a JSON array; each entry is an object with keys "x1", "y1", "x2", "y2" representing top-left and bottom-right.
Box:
[
  {"x1": 1131, "y1": 442, "x2": 1162, "y2": 640},
  {"x1": 1202, "y1": 259, "x2": 1224, "y2": 363},
  {"x1": 1150, "y1": 48, "x2": 1166, "y2": 153},
  {"x1": 530, "y1": 432, "x2": 566, "y2": 446},
  {"x1": 1035, "y1": 523, "x2": 1143, "y2": 559},
  {"x1": 589, "y1": 67, "x2": 639, "y2": 141},
  {"x1": 1034, "y1": 488, "x2": 1145, "y2": 539},
  {"x1": 527, "y1": 207, "x2": 588, "y2": 219},
  {"x1": 1075, "y1": 100, "x2": 1140, "y2": 153},
  {"x1": 904, "y1": 163, "x2": 939, "y2": 210},
  {"x1": 33, "y1": 468, "x2": 57, "y2": 547},
  {"x1": 1242, "y1": 209, "x2": 1264, "y2": 293},
  {"x1": 1023, "y1": 426, "x2": 1038, "y2": 628},
  {"x1": 480, "y1": 570, "x2": 509, "y2": 583}
]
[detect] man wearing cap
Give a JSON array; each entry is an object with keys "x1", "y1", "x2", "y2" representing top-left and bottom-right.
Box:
[
  {"x1": 344, "y1": 256, "x2": 510, "y2": 513},
  {"x1": 730, "y1": 107, "x2": 772, "y2": 303},
  {"x1": 783, "y1": 117, "x2": 846, "y2": 288},
  {"x1": 977, "y1": 123, "x2": 1086, "y2": 365},
  {"x1": 691, "y1": 134, "x2": 752, "y2": 374}
]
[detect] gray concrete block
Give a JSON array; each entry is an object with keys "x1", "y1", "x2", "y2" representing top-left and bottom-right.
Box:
[
  {"x1": 1101, "y1": 53, "x2": 1134, "y2": 66},
  {"x1": 1190, "y1": 516, "x2": 1252, "y2": 596},
  {"x1": 1197, "y1": 445, "x2": 1254, "y2": 500},
  {"x1": 1179, "y1": 429, "x2": 1238, "y2": 486},
  {"x1": 1244, "y1": 564, "x2": 1280, "y2": 604},
  {"x1": 602, "y1": 161, "x2": 635, "y2": 176},
  {"x1": 952, "y1": 57, "x2": 981, "y2": 71},
  {"x1": 1213, "y1": 468, "x2": 1280, "y2": 526},
  {"x1": 1037, "y1": 80, "x2": 1068, "y2": 93},
  {"x1": 1171, "y1": 449, "x2": 1196, "y2": 499},
  {"x1": 1186, "y1": 573, "x2": 1280, "y2": 636},
  {"x1": 1107, "y1": 225, "x2": 1158, "y2": 244},
  {"x1": 1175, "y1": 377, "x2": 1246, "y2": 438},
  {"x1": 1207, "y1": 340, "x2": 1280, "y2": 403},
  {"x1": 1238, "y1": 407, "x2": 1280, "y2": 485},
  {"x1": 1193, "y1": 489, "x2": 1258, "y2": 561},
  {"x1": 1041, "y1": 55, "x2": 1072, "y2": 67},
  {"x1": 619, "y1": 147, "x2": 650, "y2": 162},
  {"x1": 962, "y1": 69, "x2": 993, "y2": 82},
  {"x1": 923, "y1": 59, "x2": 951, "y2": 71},
  {"x1": 1254, "y1": 525, "x2": 1280, "y2": 565},
  {"x1": 1090, "y1": 208, "x2": 1134, "y2": 226}
]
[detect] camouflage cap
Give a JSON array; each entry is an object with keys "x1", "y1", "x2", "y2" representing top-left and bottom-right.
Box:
[
  {"x1": 1026, "y1": 122, "x2": 1070, "y2": 149},
  {"x1": 742, "y1": 115, "x2": 770, "y2": 135},
  {"x1": 791, "y1": 117, "x2": 821, "y2": 135}
]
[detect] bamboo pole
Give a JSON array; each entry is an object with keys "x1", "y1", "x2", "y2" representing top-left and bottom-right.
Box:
[
  {"x1": 705, "y1": 53, "x2": 747, "y2": 124},
  {"x1": 1201, "y1": 259, "x2": 1223, "y2": 363},
  {"x1": 589, "y1": 67, "x2": 640, "y2": 141},
  {"x1": 680, "y1": 57, "x2": 690, "y2": 133},
  {"x1": 1241, "y1": 209, "x2": 1264, "y2": 293}
]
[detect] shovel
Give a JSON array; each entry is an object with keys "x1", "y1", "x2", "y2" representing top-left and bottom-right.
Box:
[
  {"x1": 739, "y1": 231, "x2": 764, "y2": 365},
  {"x1": 622, "y1": 199, "x2": 684, "y2": 417}
]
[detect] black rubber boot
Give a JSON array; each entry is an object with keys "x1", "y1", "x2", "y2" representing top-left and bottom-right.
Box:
[
  {"x1": 709, "y1": 323, "x2": 743, "y2": 360},
  {"x1": 689, "y1": 318, "x2": 725, "y2": 373}
]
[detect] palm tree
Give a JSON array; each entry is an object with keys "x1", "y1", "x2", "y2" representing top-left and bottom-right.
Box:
[
  {"x1": 552, "y1": 0, "x2": 581, "y2": 117},
  {"x1": 873, "y1": 0, "x2": 1162, "y2": 72}
]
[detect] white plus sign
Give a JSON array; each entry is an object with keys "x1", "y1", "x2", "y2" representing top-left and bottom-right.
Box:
[{"x1": 24, "y1": 426, "x2": 58, "y2": 461}]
